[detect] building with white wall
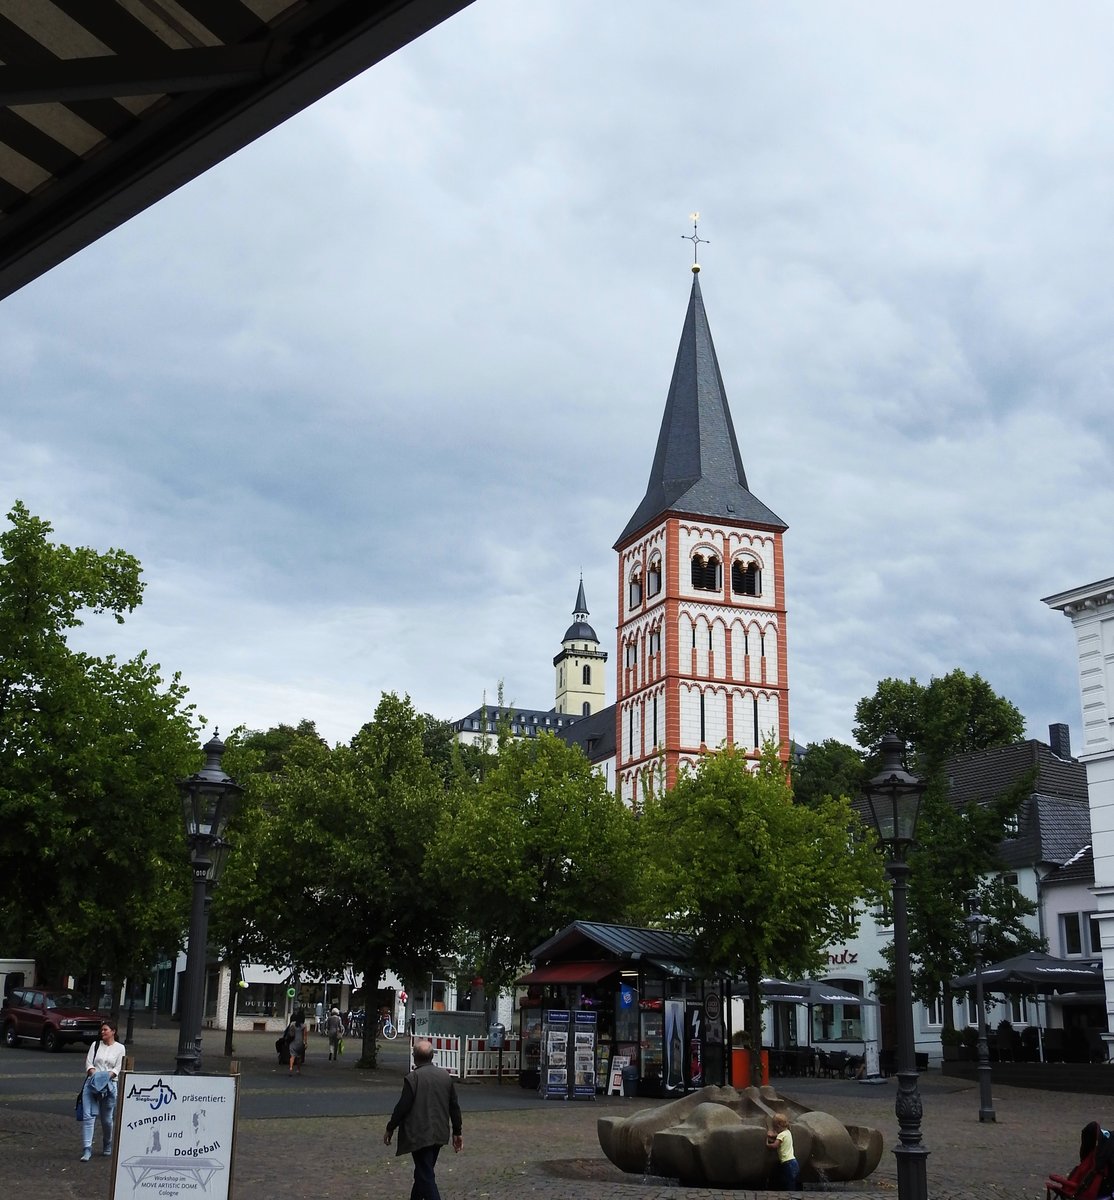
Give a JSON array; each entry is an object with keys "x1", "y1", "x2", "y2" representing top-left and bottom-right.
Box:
[{"x1": 1044, "y1": 576, "x2": 1114, "y2": 1054}]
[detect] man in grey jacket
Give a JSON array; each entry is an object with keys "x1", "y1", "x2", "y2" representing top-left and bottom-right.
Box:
[{"x1": 384, "y1": 1038, "x2": 463, "y2": 1200}]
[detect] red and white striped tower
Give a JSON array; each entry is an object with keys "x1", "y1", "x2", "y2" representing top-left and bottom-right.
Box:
[{"x1": 613, "y1": 261, "x2": 789, "y2": 807}]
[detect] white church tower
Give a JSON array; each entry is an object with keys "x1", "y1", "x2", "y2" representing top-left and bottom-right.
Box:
[{"x1": 554, "y1": 578, "x2": 608, "y2": 716}]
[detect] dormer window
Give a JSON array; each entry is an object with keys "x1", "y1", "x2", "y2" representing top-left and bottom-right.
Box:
[
  {"x1": 647, "y1": 555, "x2": 662, "y2": 597},
  {"x1": 691, "y1": 552, "x2": 721, "y2": 592},
  {"x1": 732, "y1": 559, "x2": 761, "y2": 596}
]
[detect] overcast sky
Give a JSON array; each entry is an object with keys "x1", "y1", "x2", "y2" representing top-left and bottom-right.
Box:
[{"x1": 3, "y1": 1, "x2": 1111, "y2": 755}]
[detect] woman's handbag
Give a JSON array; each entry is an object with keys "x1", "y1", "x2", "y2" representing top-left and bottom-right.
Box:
[{"x1": 75, "y1": 1086, "x2": 85, "y2": 1121}]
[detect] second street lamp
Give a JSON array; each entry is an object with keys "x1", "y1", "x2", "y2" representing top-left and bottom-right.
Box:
[
  {"x1": 964, "y1": 894, "x2": 996, "y2": 1122},
  {"x1": 864, "y1": 733, "x2": 929, "y2": 1200},
  {"x1": 175, "y1": 732, "x2": 242, "y2": 1076}
]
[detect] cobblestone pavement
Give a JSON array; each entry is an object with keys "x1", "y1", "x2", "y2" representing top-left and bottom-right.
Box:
[{"x1": 0, "y1": 1027, "x2": 1104, "y2": 1199}]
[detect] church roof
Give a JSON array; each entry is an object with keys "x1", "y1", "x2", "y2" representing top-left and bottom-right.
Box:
[{"x1": 616, "y1": 272, "x2": 786, "y2": 547}]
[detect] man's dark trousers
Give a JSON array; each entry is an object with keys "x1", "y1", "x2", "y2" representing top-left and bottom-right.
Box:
[{"x1": 411, "y1": 1143, "x2": 442, "y2": 1200}]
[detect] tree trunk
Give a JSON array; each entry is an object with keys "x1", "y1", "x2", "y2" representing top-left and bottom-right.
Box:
[
  {"x1": 745, "y1": 964, "x2": 764, "y2": 1087},
  {"x1": 223, "y1": 959, "x2": 240, "y2": 1056},
  {"x1": 356, "y1": 952, "x2": 384, "y2": 1069}
]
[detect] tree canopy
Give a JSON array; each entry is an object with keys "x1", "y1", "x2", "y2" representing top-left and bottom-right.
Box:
[
  {"x1": 854, "y1": 669, "x2": 1039, "y2": 1024},
  {"x1": 637, "y1": 744, "x2": 884, "y2": 1082},
  {"x1": 853, "y1": 669, "x2": 1025, "y2": 771},
  {"x1": 0, "y1": 502, "x2": 200, "y2": 998},
  {"x1": 435, "y1": 730, "x2": 637, "y2": 996},
  {"x1": 233, "y1": 694, "x2": 458, "y2": 1067},
  {"x1": 790, "y1": 738, "x2": 865, "y2": 809}
]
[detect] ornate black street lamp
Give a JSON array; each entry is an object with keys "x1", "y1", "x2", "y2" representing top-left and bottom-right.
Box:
[
  {"x1": 964, "y1": 894, "x2": 996, "y2": 1122},
  {"x1": 864, "y1": 733, "x2": 929, "y2": 1200},
  {"x1": 175, "y1": 732, "x2": 242, "y2": 1076}
]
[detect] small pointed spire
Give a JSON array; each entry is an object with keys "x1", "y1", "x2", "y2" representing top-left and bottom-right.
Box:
[{"x1": 574, "y1": 576, "x2": 588, "y2": 620}]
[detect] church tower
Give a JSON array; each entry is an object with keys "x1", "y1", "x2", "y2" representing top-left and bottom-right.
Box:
[
  {"x1": 554, "y1": 578, "x2": 608, "y2": 716},
  {"x1": 613, "y1": 264, "x2": 790, "y2": 806}
]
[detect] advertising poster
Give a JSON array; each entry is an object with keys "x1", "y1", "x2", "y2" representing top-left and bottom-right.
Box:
[
  {"x1": 663, "y1": 999, "x2": 685, "y2": 1093},
  {"x1": 540, "y1": 1009, "x2": 571, "y2": 1099},
  {"x1": 686, "y1": 1005, "x2": 704, "y2": 1088},
  {"x1": 111, "y1": 1072, "x2": 238, "y2": 1199},
  {"x1": 571, "y1": 1011, "x2": 597, "y2": 1099}
]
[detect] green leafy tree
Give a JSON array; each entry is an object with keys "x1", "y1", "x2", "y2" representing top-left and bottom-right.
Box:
[
  {"x1": 436, "y1": 731, "x2": 638, "y2": 996},
  {"x1": 854, "y1": 670, "x2": 1036, "y2": 1028},
  {"x1": 0, "y1": 502, "x2": 201, "y2": 1001},
  {"x1": 246, "y1": 694, "x2": 457, "y2": 1068},
  {"x1": 638, "y1": 744, "x2": 884, "y2": 1084},
  {"x1": 790, "y1": 739, "x2": 865, "y2": 809},
  {"x1": 853, "y1": 669, "x2": 1025, "y2": 773}
]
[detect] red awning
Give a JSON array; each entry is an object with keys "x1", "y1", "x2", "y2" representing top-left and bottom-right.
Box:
[{"x1": 516, "y1": 961, "x2": 620, "y2": 985}]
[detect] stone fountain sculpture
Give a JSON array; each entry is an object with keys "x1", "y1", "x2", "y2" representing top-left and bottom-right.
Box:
[{"x1": 598, "y1": 1084, "x2": 883, "y2": 1189}]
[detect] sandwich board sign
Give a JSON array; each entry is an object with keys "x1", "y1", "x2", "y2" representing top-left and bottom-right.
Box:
[{"x1": 111, "y1": 1072, "x2": 238, "y2": 1198}]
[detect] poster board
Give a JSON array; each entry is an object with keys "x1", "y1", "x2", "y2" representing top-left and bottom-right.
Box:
[
  {"x1": 111, "y1": 1072, "x2": 239, "y2": 1199},
  {"x1": 539, "y1": 1009, "x2": 570, "y2": 1099}
]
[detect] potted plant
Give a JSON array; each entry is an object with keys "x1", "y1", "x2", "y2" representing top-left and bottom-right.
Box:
[
  {"x1": 940, "y1": 1025, "x2": 961, "y2": 1063},
  {"x1": 958, "y1": 1027, "x2": 978, "y2": 1060}
]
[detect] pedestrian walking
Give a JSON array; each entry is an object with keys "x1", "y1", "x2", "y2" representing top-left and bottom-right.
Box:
[
  {"x1": 383, "y1": 1037, "x2": 462, "y2": 1200},
  {"x1": 79, "y1": 1019, "x2": 126, "y2": 1161},
  {"x1": 287, "y1": 1010, "x2": 307, "y2": 1075},
  {"x1": 326, "y1": 1007, "x2": 345, "y2": 1060}
]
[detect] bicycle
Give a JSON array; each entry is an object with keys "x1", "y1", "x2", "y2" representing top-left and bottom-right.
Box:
[{"x1": 378, "y1": 1014, "x2": 398, "y2": 1040}]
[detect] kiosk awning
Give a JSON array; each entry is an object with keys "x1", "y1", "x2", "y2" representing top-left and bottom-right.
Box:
[{"x1": 516, "y1": 961, "x2": 620, "y2": 985}]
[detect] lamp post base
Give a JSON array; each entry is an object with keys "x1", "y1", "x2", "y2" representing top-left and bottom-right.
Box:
[
  {"x1": 175, "y1": 1037, "x2": 202, "y2": 1076},
  {"x1": 894, "y1": 1143, "x2": 930, "y2": 1200}
]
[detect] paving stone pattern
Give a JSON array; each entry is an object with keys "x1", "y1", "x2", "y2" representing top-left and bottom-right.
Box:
[{"x1": 0, "y1": 1027, "x2": 1101, "y2": 1199}]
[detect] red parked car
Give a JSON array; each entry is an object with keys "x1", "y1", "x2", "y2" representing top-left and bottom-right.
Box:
[{"x1": 1, "y1": 987, "x2": 103, "y2": 1051}]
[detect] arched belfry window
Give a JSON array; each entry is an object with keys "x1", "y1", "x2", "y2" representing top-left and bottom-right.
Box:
[
  {"x1": 691, "y1": 552, "x2": 721, "y2": 592},
  {"x1": 629, "y1": 568, "x2": 643, "y2": 608},
  {"x1": 647, "y1": 555, "x2": 662, "y2": 597},
  {"x1": 582, "y1": 701, "x2": 591, "y2": 716},
  {"x1": 732, "y1": 558, "x2": 761, "y2": 596}
]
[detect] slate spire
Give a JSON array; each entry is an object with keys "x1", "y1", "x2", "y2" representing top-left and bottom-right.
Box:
[
  {"x1": 573, "y1": 576, "x2": 588, "y2": 619},
  {"x1": 616, "y1": 271, "x2": 785, "y2": 547}
]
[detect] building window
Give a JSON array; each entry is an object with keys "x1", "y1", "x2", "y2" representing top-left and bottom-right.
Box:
[
  {"x1": 626, "y1": 643, "x2": 638, "y2": 667},
  {"x1": 691, "y1": 552, "x2": 721, "y2": 592},
  {"x1": 647, "y1": 556, "x2": 662, "y2": 597},
  {"x1": 629, "y1": 569, "x2": 642, "y2": 607},
  {"x1": 1004, "y1": 813, "x2": 1019, "y2": 838},
  {"x1": 582, "y1": 665, "x2": 591, "y2": 685},
  {"x1": 582, "y1": 702, "x2": 591, "y2": 716},
  {"x1": 1061, "y1": 911, "x2": 1101, "y2": 957},
  {"x1": 925, "y1": 992, "x2": 944, "y2": 1027},
  {"x1": 649, "y1": 629, "x2": 661, "y2": 656},
  {"x1": 731, "y1": 559, "x2": 761, "y2": 596}
]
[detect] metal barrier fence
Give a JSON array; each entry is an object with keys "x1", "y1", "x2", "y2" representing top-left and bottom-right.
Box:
[{"x1": 429, "y1": 1034, "x2": 521, "y2": 1080}]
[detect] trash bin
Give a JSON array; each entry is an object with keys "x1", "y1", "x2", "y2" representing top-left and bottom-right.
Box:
[{"x1": 621, "y1": 1065, "x2": 640, "y2": 1098}]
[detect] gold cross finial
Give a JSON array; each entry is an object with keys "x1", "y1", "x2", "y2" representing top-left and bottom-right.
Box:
[{"x1": 682, "y1": 212, "x2": 708, "y2": 273}]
